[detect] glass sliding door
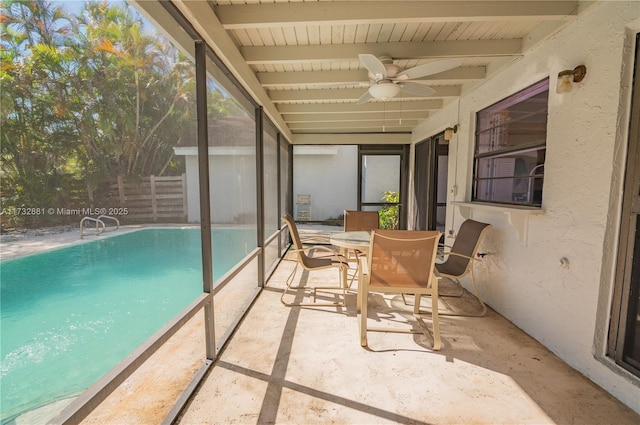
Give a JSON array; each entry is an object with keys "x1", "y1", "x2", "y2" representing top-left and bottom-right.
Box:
[
  {"x1": 609, "y1": 34, "x2": 640, "y2": 378},
  {"x1": 413, "y1": 134, "x2": 448, "y2": 232},
  {"x1": 359, "y1": 145, "x2": 409, "y2": 229}
]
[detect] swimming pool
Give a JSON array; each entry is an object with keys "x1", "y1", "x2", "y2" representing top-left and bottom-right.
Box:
[{"x1": 0, "y1": 227, "x2": 254, "y2": 422}]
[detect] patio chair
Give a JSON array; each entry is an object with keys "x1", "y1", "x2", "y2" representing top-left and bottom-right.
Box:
[
  {"x1": 344, "y1": 210, "x2": 379, "y2": 232},
  {"x1": 358, "y1": 230, "x2": 442, "y2": 350},
  {"x1": 419, "y1": 219, "x2": 492, "y2": 317},
  {"x1": 343, "y1": 210, "x2": 379, "y2": 286},
  {"x1": 281, "y1": 214, "x2": 349, "y2": 307}
]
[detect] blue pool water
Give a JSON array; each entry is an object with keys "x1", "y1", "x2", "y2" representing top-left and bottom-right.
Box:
[{"x1": 0, "y1": 227, "x2": 254, "y2": 422}]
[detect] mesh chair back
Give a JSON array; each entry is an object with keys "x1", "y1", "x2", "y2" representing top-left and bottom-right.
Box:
[
  {"x1": 440, "y1": 219, "x2": 491, "y2": 276},
  {"x1": 282, "y1": 214, "x2": 316, "y2": 269},
  {"x1": 283, "y1": 214, "x2": 303, "y2": 249},
  {"x1": 344, "y1": 210, "x2": 380, "y2": 231},
  {"x1": 369, "y1": 230, "x2": 440, "y2": 288}
]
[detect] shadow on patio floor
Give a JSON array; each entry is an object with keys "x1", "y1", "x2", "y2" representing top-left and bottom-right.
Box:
[{"x1": 177, "y1": 255, "x2": 640, "y2": 425}]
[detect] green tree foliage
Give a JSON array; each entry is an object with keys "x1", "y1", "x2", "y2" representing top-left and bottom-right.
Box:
[
  {"x1": 1, "y1": 0, "x2": 198, "y2": 224},
  {"x1": 379, "y1": 190, "x2": 399, "y2": 229},
  {"x1": 1, "y1": 0, "x2": 78, "y2": 212}
]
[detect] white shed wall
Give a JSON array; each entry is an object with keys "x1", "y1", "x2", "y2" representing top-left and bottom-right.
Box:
[
  {"x1": 293, "y1": 145, "x2": 358, "y2": 221},
  {"x1": 412, "y1": 1, "x2": 640, "y2": 413},
  {"x1": 180, "y1": 151, "x2": 257, "y2": 224}
]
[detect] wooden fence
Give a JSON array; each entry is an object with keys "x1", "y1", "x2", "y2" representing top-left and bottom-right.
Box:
[
  {"x1": 0, "y1": 174, "x2": 188, "y2": 230},
  {"x1": 109, "y1": 174, "x2": 188, "y2": 223}
]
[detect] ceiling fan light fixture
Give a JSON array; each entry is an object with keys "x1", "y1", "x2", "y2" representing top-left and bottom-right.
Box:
[
  {"x1": 358, "y1": 55, "x2": 460, "y2": 103},
  {"x1": 368, "y1": 82, "x2": 401, "y2": 99}
]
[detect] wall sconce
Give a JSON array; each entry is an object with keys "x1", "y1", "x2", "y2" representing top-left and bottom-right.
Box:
[
  {"x1": 556, "y1": 65, "x2": 587, "y2": 93},
  {"x1": 444, "y1": 125, "x2": 458, "y2": 141}
]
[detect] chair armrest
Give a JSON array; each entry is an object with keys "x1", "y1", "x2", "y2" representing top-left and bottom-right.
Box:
[
  {"x1": 290, "y1": 245, "x2": 339, "y2": 256},
  {"x1": 437, "y1": 244, "x2": 453, "y2": 258},
  {"x1": 443, "y1": 251, "x2": 481, "y2": 262}
]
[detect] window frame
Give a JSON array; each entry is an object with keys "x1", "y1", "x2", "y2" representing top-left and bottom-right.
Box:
[
  {"x1": 472, "y1": 79, "x2": 550, "y2": 207},
  {"x1": 607, "y1": 33, "x2": 640, "y2": 379}
]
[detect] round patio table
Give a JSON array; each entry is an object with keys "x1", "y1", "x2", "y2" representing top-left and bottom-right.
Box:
[
  {"x1": 330, "y1": 231, "x2": 371, "y2": 290},
  {"x1": 329, "y1": 230, "x2": 371, "y2": 253}
]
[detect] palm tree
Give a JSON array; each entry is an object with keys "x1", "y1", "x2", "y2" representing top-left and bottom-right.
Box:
[
  {"x1": 78, "y1": 1, "x2": 195, "y2": 178},
  {"x1": 1, "y1": 0, "x2": 78, "y2": 217}
]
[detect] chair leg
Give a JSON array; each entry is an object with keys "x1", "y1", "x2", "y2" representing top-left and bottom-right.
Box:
[
  {"x1": 466, "y1": 270, "x2": 487, "y2": 316},
  {"x1": 413, "y1": 271, "x2": 487, "y2": 317},
  {"x1": 407, "y1": 279, "x2": 464, "y2": 300},
  {"x1": 413, "y1": 292, "x2": 441, "y2": 350},
  {"x1": 439, "y1": 279, "x2": 465, "y2": 298},
  {"x1": 359, "y1": 281, "x2": 368, "y2": 347},
  {"x1": 342, "y1": 263, "x2": 349, "y2": 290},
  {"x1": 356, "y1": 277, "x2": 362, "y2": 314},
  {"x1": 284, "y1": 261, "x2": 299, "y2": 290},
  {"x1": 438, "y1": 270, "x2": 486, "y2": 317},
  {"x1": 280, "y1": 264, "x2": 347, "y2": 307},
  {"x1": 430, "y1": 280, "x2": 441, "y2": 350}
]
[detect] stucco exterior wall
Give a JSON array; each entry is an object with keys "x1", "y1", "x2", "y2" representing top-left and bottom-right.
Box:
[
  {"x1": 180, "y1": 150, "x2": 257, "y2": 224},
  {"x1": 181, "y1": 145, "x2": 361, "y2": 225},
  {"x1": 293, "y1": 145, "x2": 358, "y2": 221},
  {"x1": 412, "y1": 1, "x2": 640, "y2": 413}
]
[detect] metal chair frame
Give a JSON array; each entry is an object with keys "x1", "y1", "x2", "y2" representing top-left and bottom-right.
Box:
[
  {"x1": 281, "y1": 214, "x2": 349, "y2": 307},
  {"x1": 358, "y1": 230, "x2": 442, "y2": 350}
]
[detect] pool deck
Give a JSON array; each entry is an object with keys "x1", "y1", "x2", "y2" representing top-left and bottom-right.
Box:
[
  {"x1": 0, "y1": 223, "x2": 206, "y2": 261},
  {"x1": 3, "y1": 225, "x2": 640, "y2": 424},
  {"x1": 0, "y1": 225, "x2": 139, "y2": 261}
]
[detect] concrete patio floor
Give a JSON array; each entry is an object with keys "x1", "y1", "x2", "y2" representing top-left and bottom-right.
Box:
[
  {"x1": 176, "y1": 246, "x2": 640, "y2": 425},
  {"x1": 3, "y1": 225, "x2": 639, "y2": 424}
]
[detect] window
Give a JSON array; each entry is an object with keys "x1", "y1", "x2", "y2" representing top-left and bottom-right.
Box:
[{"x1": 473, "y1": 79, "x2": 549, "y2": 206}]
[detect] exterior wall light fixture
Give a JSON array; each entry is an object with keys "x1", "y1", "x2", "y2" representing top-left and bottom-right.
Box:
[
  {"x1": 556, "y1": 65, "x2": 587, "y2": 93},
  {"x1": 444, "y1": 125, "x2": 458, "y2": 141}
]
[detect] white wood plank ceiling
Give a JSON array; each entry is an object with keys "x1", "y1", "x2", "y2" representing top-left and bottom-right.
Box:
[{"x1": 173, "y1": 0, "x2": 592, "y2": 143}]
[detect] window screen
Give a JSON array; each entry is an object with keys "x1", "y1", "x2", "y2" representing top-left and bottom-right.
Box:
[{"x1": 473, "y1": 79, "x2": 549, "y2": 206}]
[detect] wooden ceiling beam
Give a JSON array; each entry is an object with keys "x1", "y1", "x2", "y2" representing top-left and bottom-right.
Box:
[
  {"x1": 215, "y1": 1, "x2": 578, "y2": 29},
  {"x1": 242, "y1": 40, "x2": 522, "y2": 64},
  {"x1": 258, "y1": 67, "x2": 486, "y2": 86},
  {"x1": 269, "y1": 86, "x2": 460, "y2": 103},
  {"x1": 283, "y1": 111, "x2": 428, "y2": 123},
  {"x1": 277, "y1": 100, "x2": 442, "y2": 114},
  {"x1": 291, "y1": 133, "x2": 412, "y2": 144},
  {"x1": 289, "y1": 121, "x2": 418, "y2": 131}
]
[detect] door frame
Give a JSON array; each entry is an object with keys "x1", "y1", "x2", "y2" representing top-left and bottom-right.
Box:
[
  {"x1": 608, "y1": 32, "x2": 640, "y2": 377},
  {"x1": 357, "y1": 144, "x2": 409, "y2": 229},
  {"x1": 413, "y1": 133, "x2": 447, "y2": 231}
]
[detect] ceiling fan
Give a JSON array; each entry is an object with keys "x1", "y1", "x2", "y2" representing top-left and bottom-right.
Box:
[{"x1": 357, "y1": 54, "x2": 461, "y2": 104}]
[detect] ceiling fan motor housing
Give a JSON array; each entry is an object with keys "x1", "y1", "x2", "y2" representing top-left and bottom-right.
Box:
[{"x1": 367, "y1": 63, "x2": 400, "y2": 81}]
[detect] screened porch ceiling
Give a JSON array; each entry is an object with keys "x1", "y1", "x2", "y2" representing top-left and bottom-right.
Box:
[{"x1": 165, "y1": 0, "x2": 595, "y2": 144}]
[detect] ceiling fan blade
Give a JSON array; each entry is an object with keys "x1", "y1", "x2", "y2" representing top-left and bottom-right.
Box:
[
  {"x1": 359, "y1": 54, "x2": 387, "y2": 80},
  {"x1": 356, "y1": 90, "x2": 373, "y2": 105},
  {"x1": 395, "y1": 59, "x2": 461, "y2": 80},
  {"x1": 399, "y1": 82, "x2": 436, "y2": 97}
]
